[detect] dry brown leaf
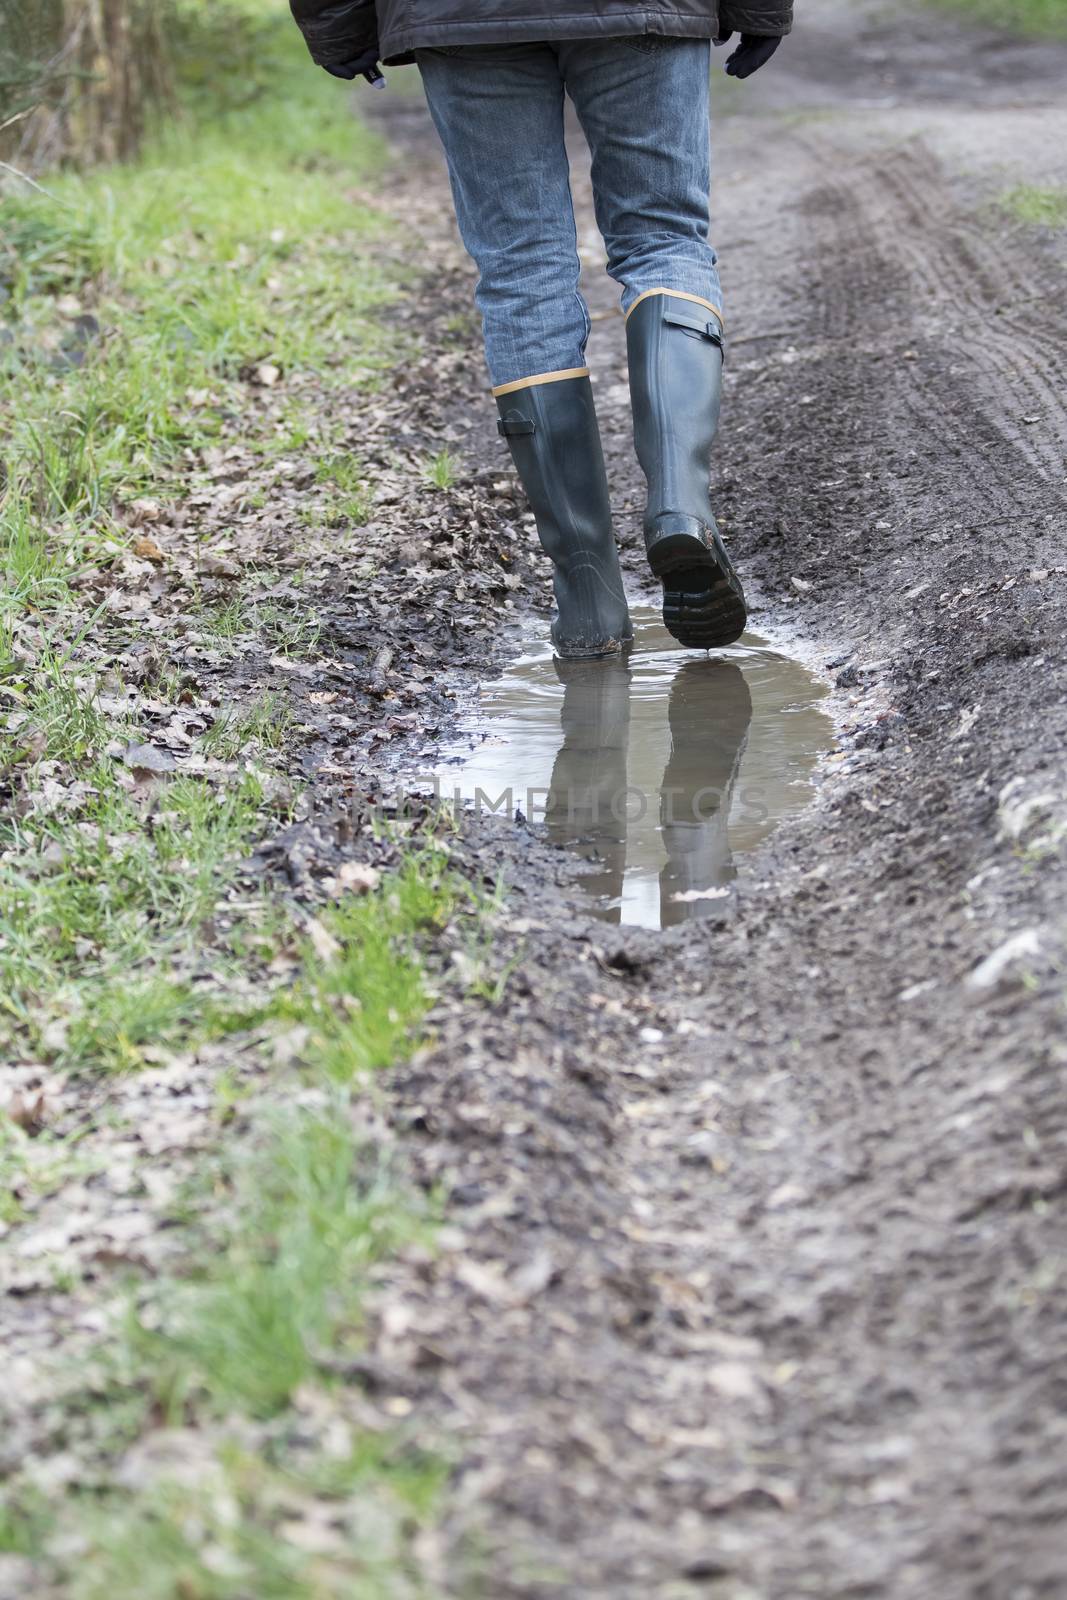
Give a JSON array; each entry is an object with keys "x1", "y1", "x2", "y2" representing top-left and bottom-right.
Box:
[
  {"x1": 129, "y1": 497, "x2": 162, "y2": 524},
  {"x1": 4, "y1": 1091, "x2": 48, "y2": 1136},
  {"x1": 123, "y1": 742, "x2": 176, "y2": 775},
  {"x1": 306, "y1": 917, "x2": 342, "y2": 963},
  {"x1": 336, "y1": 862, "x2": 380, "y2": 894},
  {"x1": 132, "y1": 535, "x2": 167, "y2": 565}
]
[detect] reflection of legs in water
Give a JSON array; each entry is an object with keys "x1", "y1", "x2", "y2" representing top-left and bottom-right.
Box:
[
  {"x1": 660, "y1": 660, "x2": 752, "y2": 926},
  {"x1": 546, "y1": 656, "x2": 632, "y2": 923}
]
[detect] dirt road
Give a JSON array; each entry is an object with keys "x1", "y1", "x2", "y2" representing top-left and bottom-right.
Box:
[
  {"x1": 357, "y1": 4, "x2": 1067, "y2": 1594},
  {"x1": 5, "y1": 2, "x2": 1066, "y2": 1594}
]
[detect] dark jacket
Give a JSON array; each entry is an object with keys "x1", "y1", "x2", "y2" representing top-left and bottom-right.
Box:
[{"x1": 290, "y1": 0, "x2": 793, "y2": 70}]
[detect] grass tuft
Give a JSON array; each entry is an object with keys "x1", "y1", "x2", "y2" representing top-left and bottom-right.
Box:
[
  {"x1": 139, "y1": 1106, "x2": 429, "y2": 1418},
  {"x1": 423, "y1": 448, "x2": 461, "y2": 490},
  {"x1": 0, "y1": 767, "x2": 274, "y2": 1069},
  {"x1": 1001, "y1": 184, "x2": 1067, "y2": 228},
  {"x1": 267, "y1": 849, "x2": 458, "y2": 1081},
  {"x1": 0, "y1": 19, "x2": 396, "y2": 620},
  {"x1": 202, "y1": 693, "x2": 294, "y2": 758},
  {"x1": 50, "y1": 851, "x2": 462, "y2": 1592}
]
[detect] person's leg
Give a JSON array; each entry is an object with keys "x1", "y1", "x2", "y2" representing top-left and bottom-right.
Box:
[
  {"x1": 561, "y1": 36, "x2": 722, "y2": 325},
  {"x1": 564, "y1": 39, "x2": 746, "y2": 650},
  {"x1": 417, "y1": 44, "x2": 630, "y2": 657},
  {"x1": 417, "y1": 43, "x2": 587, "y2": 389}
]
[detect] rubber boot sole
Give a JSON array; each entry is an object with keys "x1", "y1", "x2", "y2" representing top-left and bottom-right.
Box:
[{"x1": 647, "y1": 527, "x2": 747, "y2": 651}]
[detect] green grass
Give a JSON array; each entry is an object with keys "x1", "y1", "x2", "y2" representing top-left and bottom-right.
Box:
[
  {"x1": 0, "y1": 1115, "x2": 99, "y2": 1229},
  {"x1": 423, "y1": 449, "x2": 462, "y2": 490},
  {"x1": 198, "y1": 590, "x2": 324, "y2": 655},
  {"x1": 0, "y1": 764, "x2": 275, "y2": 1069},
  {"x1": 313, "y1": 452, "x2": 373, "y2": 525},
  {"x1": 1, "y1": 482, "x2": 97, "y2": 628},
  {"x1": 3, "y1": 660, "x2": 112, "y2": 766},
  {"x1": 926, "y1": 0, "x2": 1067, "y2": 34},
  {"x1": 270, "y1": 850, "x2": 460, "y2": 1080},
  {"x1": 6, "y1": 850, "x2": 462, "y2": 1596},
  {"x1": 68, "y1": 1440, "x2": 447, "y2": 1600},
  {"x1": 202, "y1": 692, "x2": 294, "y2": 758},
  {"x1": 0, "y1": 15, "x2": 395, "y2": 629},
  {"x1": 138, "y1": 1106, "x2": 430, "y2": 1419},
  {"x1": 0, "y1": 13, "x2": 474, "y2": 1591},
  {"x1": 0, "y1": 19, "x2": 401, "y2": 1074},
  {"x1": 1001, "y1": 184, "x2": 1067, "y2": 228}
]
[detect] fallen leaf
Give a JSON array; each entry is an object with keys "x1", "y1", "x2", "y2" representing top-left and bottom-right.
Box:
[
  {"x1": 306, "y1": 917, "x2": 342, "y2": 963},
  {"x1": 336, "y1": 862, "x2": 380, "y2": 894},
  {"x1": 4, "y1": 1091, "x2": 48, "y2": 1135},
  {"x1": 123, "y1": 743, "x2": 176, "y2": 775},
  {"x1": 132, "y1": 535, "x2": 166, "y2": 565},
  {"x1": 198, "y1": 554, "x2": 241, "y2": 579},
  {"x1": 707, "y1": 1361, "x2": 762, "y2": 1401},
  {"x1": 965, "y1": 928, "x2": 1042, "y2": 993},
  {"x1": 509, "y1": 1249, "x2": 555, "y2": 1301},
  {"x1": 129, "y1": 497, "x2": 162, "y2": 524}
]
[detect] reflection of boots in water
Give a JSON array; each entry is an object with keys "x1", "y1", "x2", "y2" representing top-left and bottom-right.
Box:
[
  {"x1": 659, "y1": 660, "x2": 752, "y2": 926},
  {"x1": 546, "y1": 655, "x2": 632, "y2": 922}
]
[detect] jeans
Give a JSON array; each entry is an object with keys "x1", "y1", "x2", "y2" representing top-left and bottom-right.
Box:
[{"x1": 417, "y1": 38, "x2": 722, "y2": 391}]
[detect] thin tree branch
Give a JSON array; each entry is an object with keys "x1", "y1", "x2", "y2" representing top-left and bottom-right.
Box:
[
  {"x1": 0, "y1": 106, "x2": 34, "y2": 134},
  {"x1": 0, "y1": 157, "x2": 57, "y2": 197}
]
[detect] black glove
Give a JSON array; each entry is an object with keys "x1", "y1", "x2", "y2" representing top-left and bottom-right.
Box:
[
  {"x1": 324, "y1": 47, "x2": 380, "y2": 80},
  {"x1": 714, "y1": 31, "x2": 782, "y2": 78}
]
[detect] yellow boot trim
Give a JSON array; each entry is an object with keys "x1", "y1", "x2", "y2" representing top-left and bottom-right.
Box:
[
  {"x1": 491, "y1": 366, "x2": 589, "y2": 398},
  {"x1": 624, "y1": 288, "x2": 725, "y2": 330}
]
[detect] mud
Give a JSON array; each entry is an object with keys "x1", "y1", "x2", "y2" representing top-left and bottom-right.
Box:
[{"x1": 353, "y1": 3, "x2": 1067, "y2": 1594}]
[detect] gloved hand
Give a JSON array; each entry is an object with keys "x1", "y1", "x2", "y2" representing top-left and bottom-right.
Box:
[
  {"x1": 324, "y1": 47, "x2": 380, "y2": 80},
  {"x1": 714, "y1": 31, "x2": 782, "y2": 78}
]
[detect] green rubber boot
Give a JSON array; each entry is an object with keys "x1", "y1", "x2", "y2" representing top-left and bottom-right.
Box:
[
  {"x1": 626, "y1": 293, "x2": 747, "y2": 650},
  {"x1": 496, "y1": 374, "x2": 632, "y2": 659}
]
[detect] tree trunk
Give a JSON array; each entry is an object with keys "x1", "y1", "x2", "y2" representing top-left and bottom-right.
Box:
[{"x1": 0, "y1": 0, "x2": 174, "y2": 174}]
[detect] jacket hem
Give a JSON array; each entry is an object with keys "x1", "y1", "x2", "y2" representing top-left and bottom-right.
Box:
[{"x1": 381, "y1": 11, "x2": 738, "y2": 65}]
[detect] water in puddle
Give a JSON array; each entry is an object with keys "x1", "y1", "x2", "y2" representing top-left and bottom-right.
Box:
[{"x1": 433, "y1": 606, "x2": 834, "y2": 928}]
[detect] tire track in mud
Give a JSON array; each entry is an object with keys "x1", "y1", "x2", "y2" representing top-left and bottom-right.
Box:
[
  {"x1": 362, "y1": 25, "x2": 1067, "y2": 1599},
  {"x1": 798, "y1": 140, "x2": 1067, "y2": 504}
]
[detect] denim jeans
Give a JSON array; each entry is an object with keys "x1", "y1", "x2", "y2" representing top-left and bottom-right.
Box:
[{"x1": 416, "y1": 38, "x2": 722, "y2": 391}]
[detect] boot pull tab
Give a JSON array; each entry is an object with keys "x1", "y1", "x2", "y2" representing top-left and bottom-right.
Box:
[
  {"x1": 663, "y1": 309, "x2": 724, "y2": 350},
  {"x1": 497, "y1": 412, "x2": 536, "y2": 438}
]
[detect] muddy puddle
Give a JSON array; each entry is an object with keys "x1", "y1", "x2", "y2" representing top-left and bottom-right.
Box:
[{"x1": 427, "y1": 607, "x2": 834, "y2": 928}]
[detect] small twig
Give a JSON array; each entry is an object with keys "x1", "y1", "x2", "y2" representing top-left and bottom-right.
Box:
[
  {"x1": 0, "y1": 158, "x2": 57, "y2": 199},
  {"x1": 0, "y1": 107, "x2": 34, "y2": 136},
  {"x1": 370, "y1": 644, "x2": 394, "y2": 693}
]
